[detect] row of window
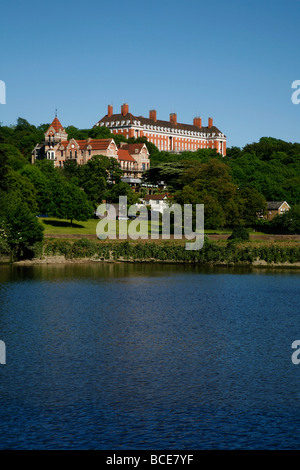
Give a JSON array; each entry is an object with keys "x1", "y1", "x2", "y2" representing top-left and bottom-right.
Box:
[{"x1": 103, "y1": 121, "x2": 224, "y2": 138}]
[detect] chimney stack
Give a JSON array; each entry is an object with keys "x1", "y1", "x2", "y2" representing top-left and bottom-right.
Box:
[
  {"x1": 208, "y1": 117, "x2": 213, "y2": 128},
  {"x1": 108, "y1": 104, "x2": 113, "y2": 117},
  {"x1": 170, "y1": 113, "x2": 177, "y2": 125},
  {"x1": 121, "y1": 103, "x2": 129, "y2": 116},
  {"x1": 193, "y1": 117, "x2": 202, "y2": 128},
  {"x1": 149, "y1": 109, "x2": 157, "y2": 122}
]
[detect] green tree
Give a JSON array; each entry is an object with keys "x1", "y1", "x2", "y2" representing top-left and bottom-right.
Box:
[
  {"x1": 5, "y1": 169, "x2": 38, "y2": 214},
  {"x1": 48, "y1": 182, "x2": 94, "y2": 226},
  {"x1": 80, "y1": 155, "x2": 123, "y2": 205},
  {"x1": 108, "y1": 181, "x2": 140, "y2": 204},
  {"x1": 271, "y1": 205, "x2": 300, "y2": 234},
  {"x1": 20, "y1": 164, "x2": 51, "y2": 214},
  {"x1": 0, "y1": 144, "x2": 27, "y2": 170},
  {"x1": 236, "y1": 187, "x2": 267, "y2": 226},
  {"x1": 174, "y1": 159, "x2": 237, "y2": 229},
  {"x1": 0, "y1": 191, "x2": 44, "y2": 260}
]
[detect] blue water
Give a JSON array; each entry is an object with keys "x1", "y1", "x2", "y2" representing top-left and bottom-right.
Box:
[{"x1": 0, "y1": 263, "x2": 299, "y2": 449}]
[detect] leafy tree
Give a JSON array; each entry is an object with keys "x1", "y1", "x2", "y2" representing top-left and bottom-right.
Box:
[
  {"x1": 4, "y1": 169, "x2": 38, "y2": 214},
  {"x1": 228, "y1": 226, "x2": 250, "y2": 241},
  {"x1": 108, "y1": 181, "x2": 140, "y2": 204},
  {"x1": 270, "y1": 205, "x2": 300, "y2": 234},
  {"x1": 60, "y1": 160, "x2": 81, "y2": 186},
  {"x1": 80, "y1": 155, "x2": 123, "y2": 205},
  {"x1": 89, "y1": 126, "x2": 113, "y2": 139},
  {"x1": 0, "y1": 191, "x2": 44, "y2": 260},
  {"x1": 174, "y1": 159, "x2": 237, "y2": 229},
  {"x1": 0, "y1": 145, "x2": 9, "y2": 189},
  {"x1": 144, "y1": 161, "x2": 189, "y2": 191},
  {"x1": 228, "y1": 138, "x2": 300, "y2": 206},
  {"x1": 0, "y1": 144, "x2": 27, "y2": 170},
  {"x1": 236, "y1": 187, "x2": 267, "y2": 226},
  {"x1": 48, "y1": 181, "x2": 94, "y2": 226},
  {"x1": 20, "y1": 164, "x2": 51, "y2": 214}
]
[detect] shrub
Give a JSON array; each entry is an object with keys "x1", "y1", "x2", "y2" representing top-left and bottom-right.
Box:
[{"x1": 228, "y1": 226, "x2": 250, "y2": 241}]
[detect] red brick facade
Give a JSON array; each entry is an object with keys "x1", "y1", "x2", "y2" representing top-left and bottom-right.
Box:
[{"x1": 95, "y1": 104, "x2": 226, "y2": 156}]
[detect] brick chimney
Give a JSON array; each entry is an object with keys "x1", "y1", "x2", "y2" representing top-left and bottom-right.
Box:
[
  {"x1": 170, "y1": 113, "x2": 177, "y2": 125},
  {"x1": 121, "y1": 103, "x2": 129, "y2": 116},
  {"x1": 193, "y1": 117, "x2": 202, "y2": 128},
  {"x1": 208, "y1": 117, "x2": 213, "y2": 128},
  {"x1": 149, "y1": 109, "x2": 157, "y2": 122},
  {"x1": 108, "y1": 104, "x2": 113, "y2": 117}
]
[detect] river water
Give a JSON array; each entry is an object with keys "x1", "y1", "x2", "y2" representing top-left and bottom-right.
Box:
[{"x1": 0, "y1": 263, "x2": 299, "y2": 449}]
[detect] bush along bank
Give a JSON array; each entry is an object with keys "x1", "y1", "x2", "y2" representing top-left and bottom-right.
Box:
[{"x1": 21, "y1": 237, "x2": 300, "y2": 266}]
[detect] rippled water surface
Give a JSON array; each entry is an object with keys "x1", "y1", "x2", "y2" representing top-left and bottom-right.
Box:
[{"x1": 0, "y1": 263, "x2": 299, "y2": 449}]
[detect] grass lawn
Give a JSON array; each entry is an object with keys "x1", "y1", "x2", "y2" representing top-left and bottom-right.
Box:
[
  {"x1": 39, "y1": 217, "x2": 99, "y2": 235},
  {"x1": 39, "y1": 217, "x2": 288, "y2": 241}
]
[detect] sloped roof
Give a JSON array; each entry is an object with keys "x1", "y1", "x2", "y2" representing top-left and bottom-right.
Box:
[
  {"x1": 49, "y1": 116, "x2": 64, "y2": 132},
  {"x1": 74, "y1": 140, "x2": 88, "y2": 150},
  {"x1": 121, "y1": 143, "x2": 147, "y2": 155},
  {"x1": 117, "y1": 149, "x2": 136, "y2": 162},
  {"x1": 59, "y1": 139, "x2": 113, "y2": 151},
  {"x1": 88, "y1": 139, "x2": 113, "y2": 150},
  {"x1": 137, "y1": 115, "x2": 222, "y2": 135},
  {"x1": 267, "y1": 201, "x2": 290, "y2": 210},
  {"x1": 144, "y1": 193, "x2": 169, "y2": 201},
  {"x1": 98, "y1": 112, "x2": 136, "y2": 125},
  {"x1": 97, "y1": 112, "x2": 224, "y2": 136}
]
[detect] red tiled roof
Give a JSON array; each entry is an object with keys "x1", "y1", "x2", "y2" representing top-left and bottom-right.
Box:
[
  {"x1": 117, "y1": 149, "x2": 136, "y2": 162},
  {"x1": 50, "y1": 116, "x2": 64, "y2": 132},
  {"x1": 121, "y1": 143, "x2": 145, "y2": 154},
  {"x1": 88, "y1": 139, "x2": 113, "y2": 150},
  {"x1": 59, "y1": 139, "x2": 113, "y2": 151},
  {"x1": 144, "y1": 193, "x2": 169, "y2": 201},
  {"x1": 74, "y1": 140, "x2": 89, "y2": 150}
]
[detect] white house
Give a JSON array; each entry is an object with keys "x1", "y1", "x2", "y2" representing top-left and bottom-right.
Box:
[{"x1": 141, "y1": 193, "x2": 171, "y2": 213}]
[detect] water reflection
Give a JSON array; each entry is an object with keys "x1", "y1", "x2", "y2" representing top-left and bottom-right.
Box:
[{"x1": 0, "y1": 263, "x2": 299, "y2": 449}]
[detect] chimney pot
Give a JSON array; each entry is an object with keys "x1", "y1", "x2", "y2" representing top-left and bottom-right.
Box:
[
  {"x1": 170, "y1": 113, "x2": 177, "y2": 125},
  {"x1": 122, "y1": 103, "x2": 129, "y2": 116},
  {"x1": 193, "y1": 117, "x2": 202, "y2": 128},
  {"x1": 149, "y1": 109, "x2": 157, "y2": 122}
]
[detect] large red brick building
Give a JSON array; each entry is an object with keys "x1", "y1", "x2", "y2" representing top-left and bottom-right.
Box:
[{"x1": 95, "y1": 103, "x2": 226, "y2": 156}]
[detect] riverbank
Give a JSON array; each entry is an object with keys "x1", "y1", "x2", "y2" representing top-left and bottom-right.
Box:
[
  {"x1": 13, "y1": 256, "x2": 300, "y2": 268},
  {"x1": 7, "y1": 237, "x2": 300, "y2": 268}
]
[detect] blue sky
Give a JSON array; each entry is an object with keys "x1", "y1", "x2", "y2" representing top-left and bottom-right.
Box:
[{"x1": 0, "y1": 0, "x2": 299, "y2": 148}]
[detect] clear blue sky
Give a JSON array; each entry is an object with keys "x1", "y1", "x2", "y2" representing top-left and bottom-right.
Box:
[{"x1": 0, "y1": 0, "x2": 299, "y2": 148}]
